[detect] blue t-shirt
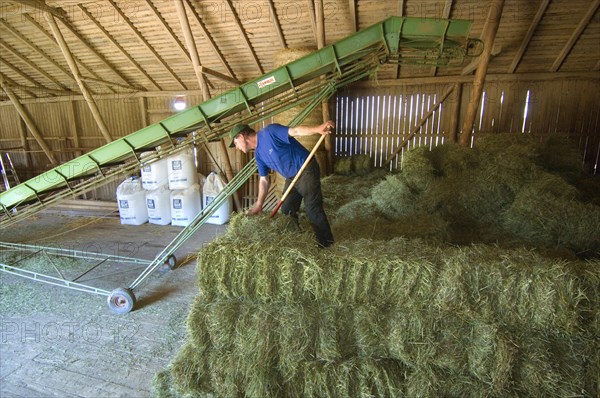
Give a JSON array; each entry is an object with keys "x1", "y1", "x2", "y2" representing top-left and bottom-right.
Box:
[{"x1": 255, "y1": 124, "x2": 310, "y2": 179}]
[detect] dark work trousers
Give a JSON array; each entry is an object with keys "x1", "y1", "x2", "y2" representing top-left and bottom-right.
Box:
[{"x1": 280, "y1": 159, "x2": 334, "y2": 247}]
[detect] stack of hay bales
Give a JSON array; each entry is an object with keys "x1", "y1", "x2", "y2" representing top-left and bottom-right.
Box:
[
  {"x1": 155, "y1": 215, "x2": 599, "y2": 397},
  {"x1": 154, "y1": 133, "x2": 600, "y2": 397}
]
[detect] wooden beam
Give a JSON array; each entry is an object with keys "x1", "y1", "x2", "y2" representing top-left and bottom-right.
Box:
[
  {"x1": 199, "y1": 66, "x2": 239, "y2": 85},
  {"x1": 173, "y1": 0, "x2": 210, "y2": 99},
  {"x1": 448, "y1": 82, "x2": 462, "y2": 142},
  {"x1": 22, "y1": 14, "x2": 112, "y2": 94},
  {"x1": 6, "y1": 0, "x2": 66, "y2": 18},
  {"x1": 393, "y1": 0, "x2": 405, "y2": 79},
  {"x1": 145, "y1": 0, "x2": 191, "y2": 62},
  {"x1": 0, "y1": 73, "x2": 58, "y2": 165},
  {"x1": 430, "y1": 0, "x2": 454, "y2": 76},
  {"x1": 224, "y1": 0, "x2": 263, "y2": 75},
  {"x1": 461, "y1": 44, "x2": 502, "y2": 75},
  {"x1": 78, "y1": 4, "x2": 161, "y2": 91},
  {"x1": 4, "y1": 81, "x2": 68, "y2": 97},
  {"x1": 44, "y1": 12, "x2": 113, "y2": 143},
  {"x1": 106, "y1": 0, "x2": 187, "y2": 90},
  {"x1": 67, "y1": 100, "x2": 82, "y2": 158},
  {"x1": 53, "y1": 15, "x2": 133, "y2": 90},
  {"x1": 0, "y1": 39, "x2": 70, "y2": 91},
  {"x1": 386, "y1": 85, "x2": 455, "y2": 165},
  {"x1": 183, "y1": 0, "x2": 238, "y2": 82},
  {"x1": 0, "y1": 74, "x2": 37, "y2": 98},
  {"x1": 0, "y1": 56, "x2": 45, "y2": 91},
  {"x1": 550, "y1": 0, "x2": 600, "y2": 72},
  {"x1": 460, "y1": 0, "x2": 505, "y2": 146},
  {"x1": 307, "y1": 0, "x2": 317, "y2": 44},
  {"x1": 17, "y1": 117, "x2": 33, "y2": 170},
  {"x1": 267, "y1": 0, "x2": 286, "y2": 48},
  {"x1": 508, "y1": 0, "x2": 550, "y2": 73},
  {"x1": 0, "y1": 19, "x2": 79, "y2": 86},
  {"x1": 348, "y1": 0, "x2": 357, "y2": 33},
  {"x1": 314, "y1": 0, "x2": 333, "y2": 173}
]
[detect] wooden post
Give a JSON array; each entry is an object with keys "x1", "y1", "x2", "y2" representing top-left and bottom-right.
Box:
[
  {"x1": 459, "y1": 0, "x2": 505, "y2": 147},
  {"x1": 314, "y1": 0, "x2": 334, "y2": 174},
  {"x1": 44, "y1": 13, "x2": 113, "y2": 144},
  {"x1": 173, "y1": 0, "x2": 241, "y2": 211},
  {"x1": 448, "y1": 82, "x2": 462, "y2": 142},
  {"x1": 0, "y1": 75, "x2": 58, "y2": 165},
  {"x1": 173, "y1": 0, "x2": 210, "y2": 99}
]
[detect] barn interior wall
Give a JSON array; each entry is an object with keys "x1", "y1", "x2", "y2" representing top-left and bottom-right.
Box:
[
  {"x1": 0, "y1": 77, "x2": 599, "y2": 202},
  {"x1": 335, "y1": 78, "x2": 600, "y2": 172}
]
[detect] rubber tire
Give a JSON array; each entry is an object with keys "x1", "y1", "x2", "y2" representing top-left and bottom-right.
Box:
[
  {"x1": 107, "y1": 288, "x2": 136, "y2": 314},
  {"x1": 165, "y1": 255, "x2": 177, "y2": 270}
]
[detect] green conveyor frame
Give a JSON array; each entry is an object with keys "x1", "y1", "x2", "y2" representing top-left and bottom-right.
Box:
[{"x1": 0, "y1": 16, "x2": 474, "y2": 224}]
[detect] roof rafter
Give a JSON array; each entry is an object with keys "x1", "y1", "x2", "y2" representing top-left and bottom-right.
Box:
[
  {"x1": 4, "y1": 0, "x2": 66, "y2": 18},
  {"x1": 44, "y1": 12, "x2": 112, "y2": 143},
  {"x1": 430, "y1": 0, "x2": 454, "y2": 76},
  {"x1": 173, "y1": 0, "x2": 210, "y2": 99},
  {"x1": 0, "y1": 19, "x2": 78, "y2": 86},
  {"x1": 0, "y1": 39, "x2": 70, "y2": 91},
  {"x1": 508, "y1": 0, "x2": 550, "y2": 73},
  {"x1": 266, "y1": 0, "x2": 286, "y2": 48},
  {"x1": 106, "y1": 0, "x2": 187, "y2": 90},
  {"x1": 550, "y1": 0, "x2": 600, "y2": 72},
  {"x1": 55, "y1": 13, "x2": 135, "y2": 89},
  {"x1": 78, "y1": 4, "x2": 160, "y2": 91},
  {"x1": 0, "y1": 55, "x2": 44, "y2": 90},
  {"x1": 0, "y1": 72, "x2": 38, "y2": 98},
  {"x1": 23, "y1": 13, "x2": 118, "y2": 93},
  {"x1": 224, "y1": 0, "x2": 263, "y2": 75},
  {"x1": 184, "y1": 0, "x2": 239, "y2": 84},
  {"x1": 0, "y1": 72, "x2": 58, "y2": 165}
]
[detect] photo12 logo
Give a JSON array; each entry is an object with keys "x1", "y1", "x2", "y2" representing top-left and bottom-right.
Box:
[{"x1": 1, "y1": 321, "x2": 139, "y2": 344}]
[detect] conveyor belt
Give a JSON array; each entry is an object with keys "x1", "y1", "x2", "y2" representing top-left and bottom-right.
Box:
[{"x1": 0, "y1": 16, "x2": 474, "y2": 227}]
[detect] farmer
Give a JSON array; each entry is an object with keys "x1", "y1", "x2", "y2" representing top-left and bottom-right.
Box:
[{"x1": 229, "y1": 121, "x2": 335, "y2": 248}]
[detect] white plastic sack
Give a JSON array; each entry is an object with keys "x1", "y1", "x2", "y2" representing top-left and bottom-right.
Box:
[
  {"x1": 203, "y1": 172, "x2": 231, "y2": 225},
  {"x1": 171, "y1": 184, "x2": 202, "y2": 227},
  {"x1": 116, "y1": 177, "x2": 148, "y2": 225},
  {"x1": 146, "y1": 185, "x2": 171, "y2": 225},
  {"x1": 167, "y1": 147, "x2": 198, "y2": 190}
]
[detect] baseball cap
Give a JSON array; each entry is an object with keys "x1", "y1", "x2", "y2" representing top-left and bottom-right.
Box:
[{"x1": 228, "y1": 124, "x2": 252, "y2": 148}]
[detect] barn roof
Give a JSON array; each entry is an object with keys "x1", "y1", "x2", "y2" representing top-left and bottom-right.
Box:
[{"x1": 1, "y1": 0, "x2": 598, "y2": 103}]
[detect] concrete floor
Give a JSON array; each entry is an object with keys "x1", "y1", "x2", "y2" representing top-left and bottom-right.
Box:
[{"x1": 0, "y1": 212, "x2": 227, "y2": 397}]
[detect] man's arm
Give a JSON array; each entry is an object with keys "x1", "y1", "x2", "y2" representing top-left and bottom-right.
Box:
[
  {"x1": 247, "y1": 175, "x2": 270, "y2": 215},
  {"x1": 288, "y1": 120, "x2": 335, "y2": 137}
]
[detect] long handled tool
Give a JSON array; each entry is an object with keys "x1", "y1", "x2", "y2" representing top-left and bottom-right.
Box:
[{"x1": 270, "y1": 132, "x2": 328, "y2": 218}]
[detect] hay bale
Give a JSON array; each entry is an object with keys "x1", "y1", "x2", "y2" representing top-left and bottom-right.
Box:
[
  {"x1": 371, "y1": 174, "x2": 417, "y2": 219},
  {"x1": 504, "y1": 187, "x2": 600, "y2": 255},
  {"x1": 401, "y1": 146, "x2": 435, "y2": 192},
  {"x1": 537, "y1": 134, "x2": 583, "y2": 180}
]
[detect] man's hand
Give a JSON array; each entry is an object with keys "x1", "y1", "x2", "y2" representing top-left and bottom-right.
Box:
[
  {"x1": 247, "y1": 203, "x2": 263, "y2": 216},
  {"x1": 319, "y1": 120, "x2": 335, "y2": 134}
]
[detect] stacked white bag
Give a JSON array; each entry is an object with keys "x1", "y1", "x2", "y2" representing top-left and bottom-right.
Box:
[
  {"x1": 167, "y1": 147, "x2": 198, "y2": 190},
  {"x1": 117, "y1": 177, "x2": 148, "y2": 225},
  {"x1": 203, "y1": 171, "x2": 231, "y2": 225},
  {"x1": 146, "y1": 184, "x2": 171, "y2": 225},
  {"x1": 171, "y1": 184, "x2": 202, "y2": 227},
  {"x1": 117, "y1": 146, "x2": 210, "y2": 227}
]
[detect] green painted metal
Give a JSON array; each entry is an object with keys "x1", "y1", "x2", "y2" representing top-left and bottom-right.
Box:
[{"x1": 0, "y1": 16, "x2": 473, "y2": 217}]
